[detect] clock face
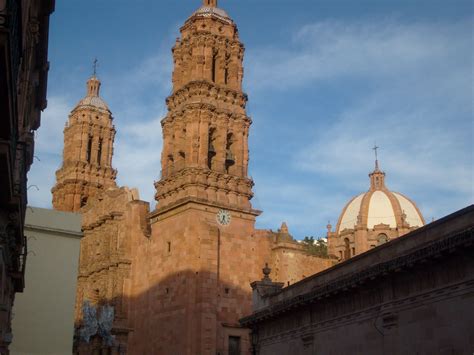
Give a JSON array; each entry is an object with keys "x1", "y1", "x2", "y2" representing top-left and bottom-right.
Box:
[{"x1": 216, "y1": 209, "x2": 231, "y2": 226}]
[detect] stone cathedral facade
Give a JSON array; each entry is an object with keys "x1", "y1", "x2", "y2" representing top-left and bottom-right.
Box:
[{"x1": 52, "y1": 2, "x2": 336, "y2": 354}]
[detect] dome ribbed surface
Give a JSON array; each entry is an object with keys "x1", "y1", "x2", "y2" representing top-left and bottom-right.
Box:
[
  {"x1": 191, "y1": 6, "x2": 232, "y2": 23},
  {"x1": 76, "y1": 96, "x2": 109, "y2": 111},
  {"x1": 337, "y1": 189, "x2": 424, "y2": 233}
]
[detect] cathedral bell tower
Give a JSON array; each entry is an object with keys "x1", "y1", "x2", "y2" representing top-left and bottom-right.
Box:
[
  {"x1": 153, "y1": 0, "x2": 256, "y2": 216},
  {"x1": 52, "y1": 74, "x2": 117, "y2": 212},
  {"x1": 144, "y1": 2, "x2": 261, "y2": 354}
]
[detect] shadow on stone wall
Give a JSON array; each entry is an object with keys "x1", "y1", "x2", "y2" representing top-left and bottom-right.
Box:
[{"x1": 74, "y1": 269, "x2": 257, "y2": 355}]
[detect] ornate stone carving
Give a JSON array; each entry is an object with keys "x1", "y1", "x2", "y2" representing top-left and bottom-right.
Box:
[{"x1": 78, "y1": 301, "x2": 116, "y2": 346}]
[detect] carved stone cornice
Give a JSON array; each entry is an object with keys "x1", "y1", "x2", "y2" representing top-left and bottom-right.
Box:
[
  {"x1": 177, "y1": 32, "x2": 242, "y2": 50},
  {"x1": 163, "y1": 105, "x2": 250, "y2": 126},
  {"x1": 166, "y1": 80, "x2": 248, "y2": 112}
]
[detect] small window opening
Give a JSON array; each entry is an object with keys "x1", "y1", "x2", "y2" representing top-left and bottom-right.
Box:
[
  {"x1": 224, "y1": 67, "x2": 229, "y2": 85},
  {"x1": 352, "y1": 247, "x2": 355, "y2": 256},
  {"x1": 224, "y1": 287, "x2": 229, "y2": 294},
  {"x1": 165, "y1": 288, "x2": 169, "y2": 294},
  {"x1": 167, "y1": 241, "x2": 171, "y2": 253}
]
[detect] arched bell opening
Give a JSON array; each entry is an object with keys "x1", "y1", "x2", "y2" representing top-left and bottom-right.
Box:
[
  {"x1": 225, "y1": 133, "x2": 235, "y2": 174},
  {"x1": 208, "y1": 128, "x2": 217, "y2": 170}
]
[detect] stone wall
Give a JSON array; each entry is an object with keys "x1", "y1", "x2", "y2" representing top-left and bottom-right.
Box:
[
  {"x1": 74, "y1": 187, "x2": 150, "y2": 354},
  {"x1": 74, "y1": 193, "x2": 333, "y2": 354},
  {"x1": 242, "y1": 206, "x2": 474, "y2": 355}
]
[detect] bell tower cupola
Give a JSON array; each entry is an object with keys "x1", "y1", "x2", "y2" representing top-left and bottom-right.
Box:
[
  {"x1": 52, "y1": 68, "x2": 117, "y2": 212},
  {"x1": 369, "y1": 144, "x2": 386, "y2": 190},
  {"x1": 203, "y1": 0, "x2": 218, "y2": 6}
]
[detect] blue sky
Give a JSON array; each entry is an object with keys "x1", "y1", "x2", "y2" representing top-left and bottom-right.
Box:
[{"x1": 28, "y1": 0, "x2": 473, "y2": 239}]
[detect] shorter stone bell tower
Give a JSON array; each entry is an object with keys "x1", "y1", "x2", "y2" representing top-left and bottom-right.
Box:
[{"x1": 52, "y1": 74, "x2": 117, "y2": 212}]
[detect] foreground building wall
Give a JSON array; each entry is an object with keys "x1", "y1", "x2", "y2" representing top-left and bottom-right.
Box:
[
  {"x1": 10, "y1": 207, "x2": 81, "y2": 355},
  {"x1": 0, "y1": 0, "x2": 54, "y2": 351},
  {"x1": 242, "y1": 205, "x2": 474, "y2": 355}
]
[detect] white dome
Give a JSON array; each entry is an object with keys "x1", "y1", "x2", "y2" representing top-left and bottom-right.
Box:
[
  {"x1": 74, "y1": 75, "x2": 110, "y2": 112},
  {"x1": 76, "y1": 96, "x2": 109, "y2": 111},
  {"x1": 336, "y1": 165, "x2": 424, "y2": 234},
  {"x1": 191, "y1": 6, "x2": 232, "y2": 24}
]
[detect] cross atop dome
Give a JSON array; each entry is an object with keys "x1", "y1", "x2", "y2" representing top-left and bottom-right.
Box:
[
  {"x1": 203, "y1": 0, "x2": 218, "y2": 7},
  {"x1": 92, "y1": 58, "x2": 98, "y2": 77},
  {"x1": 372, "y1": 143, "x2": 381, "y2": 171}
]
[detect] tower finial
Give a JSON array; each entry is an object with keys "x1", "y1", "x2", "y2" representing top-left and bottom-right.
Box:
[
  {"x1": 372, "y1": 143, "x2": 380, "y2": 171},
  {"x1": 203, "y1": 0, "x2": 218, "y2": 7},
  {"x1": 92, "y1": 58, "x2": 98, "y2": 77}
]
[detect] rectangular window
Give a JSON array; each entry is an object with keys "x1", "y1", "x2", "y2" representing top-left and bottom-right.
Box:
[{"x1": 229, "y1": 336, "x2": 241, "y2": 355}]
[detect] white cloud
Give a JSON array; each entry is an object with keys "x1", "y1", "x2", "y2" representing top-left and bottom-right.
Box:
[
  {"x1": 246, "y1": 20, "x2": 471, "y2": 91},
  {"x1": 247, "y1": 18, "x2": 473, "y2": 235}
]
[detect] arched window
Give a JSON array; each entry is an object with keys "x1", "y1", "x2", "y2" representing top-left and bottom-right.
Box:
[
  {"x1": 208, "y1": 128, "x2": 217, "y2": 170},
  {"x1": 178, "y1": 151, "x2": 186, "y2": 170},
  {"x1": 97, "y1": 138, "x2": 102, "y2": 166},
  {"x1": 80, "y1": 196, "x2": 88, "y2": 208},
  {"x1": 211, "y1": 53, "x2": 217, "y2": 82},
  {"x1": 167, "y1": 154, "x2": 174, "y2": 175},
  {"x1": 86, "y1": 135, "x2": 93, "y2": 163},
  {"x1": 225, "y1": 133, "x2": 235, "y2": 174},
  {"x1": 344, "y1": 238, "x2": 350, "y2": 260},
  {"x1": 377, "y1": 233, "x2": 389, "y2": 246}
]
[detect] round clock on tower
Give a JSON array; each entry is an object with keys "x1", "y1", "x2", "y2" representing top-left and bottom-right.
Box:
[{"x1": 216, "y1": 209, "x2": 231, "y2": 226}]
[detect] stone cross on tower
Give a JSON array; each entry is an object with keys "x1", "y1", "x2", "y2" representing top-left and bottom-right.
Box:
[
  {"x1": 373, "y1": 143, "x2": 380, "y2": 170},
  {"x1": 203, "y1": 0, "x2": 218, "y2": 6},
  {"x1": 92, "y1": 57, "x2": 98, "y2": 76}
]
